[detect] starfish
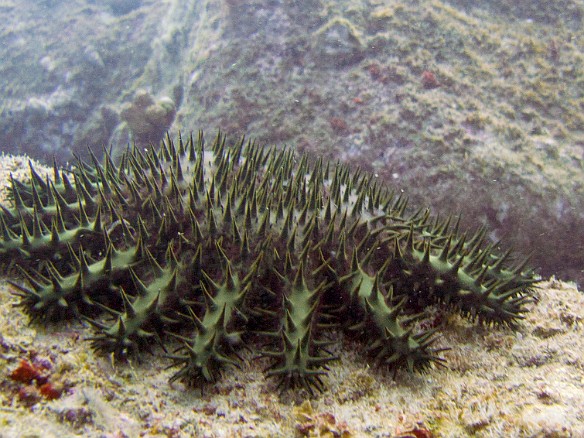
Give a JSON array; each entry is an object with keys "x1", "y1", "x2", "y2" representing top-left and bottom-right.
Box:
[{"x1": 0, "y1": 132, "x2": 536, "y2": 394}]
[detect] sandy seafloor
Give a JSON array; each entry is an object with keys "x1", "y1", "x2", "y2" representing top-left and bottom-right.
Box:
[{"x1": 0, "y1": 155, "x2": 583, "y2": 438}]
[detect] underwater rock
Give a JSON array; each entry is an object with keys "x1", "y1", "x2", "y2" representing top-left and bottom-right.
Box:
[
  {"x1": 120, "y1": 90, "x2": 176, "y2": 146},
  {"x1": 104, "y1": 0, "x2": 143, "y2": 16},
  {"x1": 312, "y1": 18, "x2": 365, "y2": 68},
  {"x1": 75, "y1": 106, "x2": 120, "y2": 156}
]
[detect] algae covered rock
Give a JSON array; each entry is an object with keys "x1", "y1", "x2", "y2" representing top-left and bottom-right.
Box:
[
  {"x1": 120, "y1": 90, "x2": 176, "y2": 145},
  {"x1": 103, "y1": 0, "x2": 143, "y2": 16},
  {"x1": 311, "y1": 17, "x2": 365, "y2": 68}
]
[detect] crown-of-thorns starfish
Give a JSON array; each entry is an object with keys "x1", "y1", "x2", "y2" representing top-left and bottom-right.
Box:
[{"x1": 1, "y1": 131, "x2": 536, "y2": 394}]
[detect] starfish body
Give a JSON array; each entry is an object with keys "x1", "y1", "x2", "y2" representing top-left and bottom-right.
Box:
[{"x1": 1, "y1": 132, "x2": 536, "y2": 393}]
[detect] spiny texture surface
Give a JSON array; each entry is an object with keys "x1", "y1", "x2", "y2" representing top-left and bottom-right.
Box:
[{"x1": 1, "y1": 132, "x2": 536, "y2": 394}]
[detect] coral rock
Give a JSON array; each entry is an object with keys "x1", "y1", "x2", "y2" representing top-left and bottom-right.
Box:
[{"x1": 120, "y1": 90, "x2": 176, "y2": 145}]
